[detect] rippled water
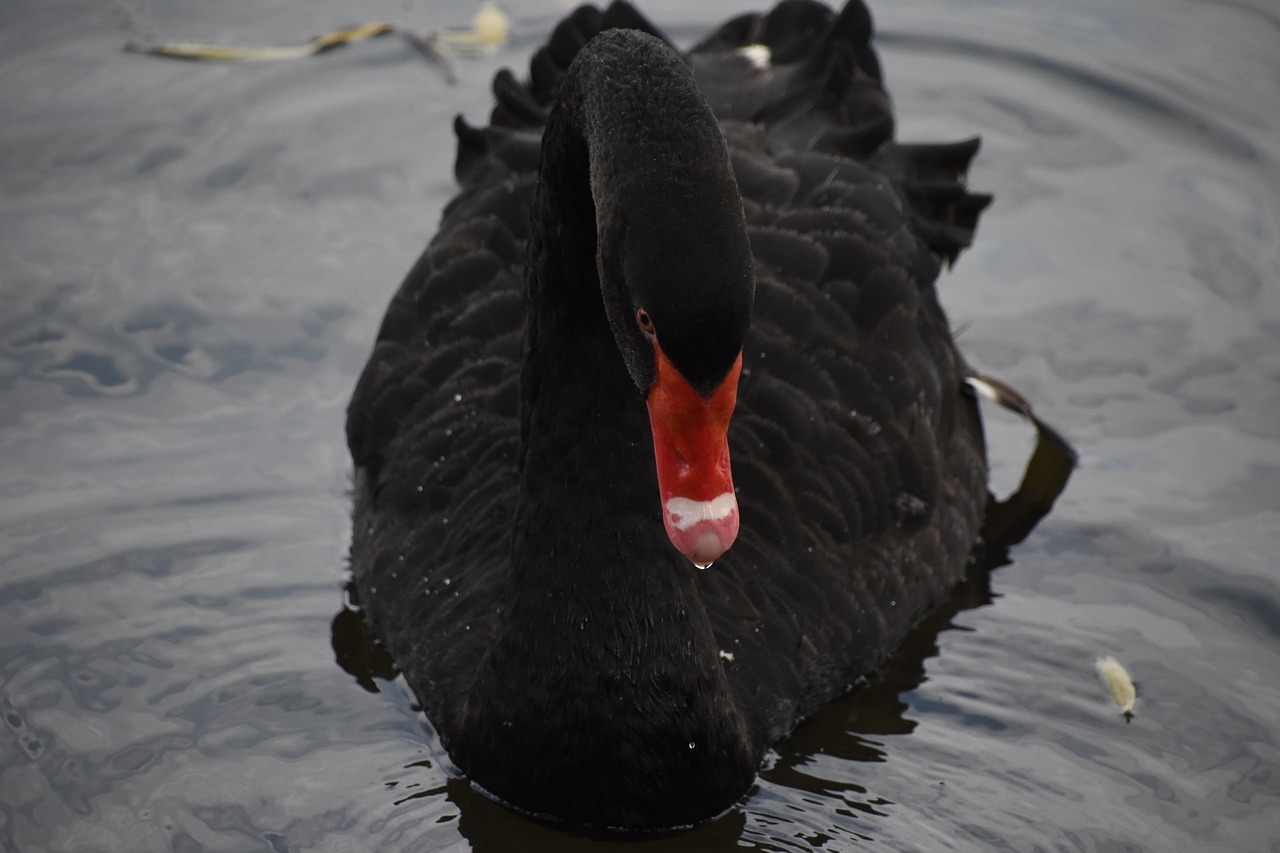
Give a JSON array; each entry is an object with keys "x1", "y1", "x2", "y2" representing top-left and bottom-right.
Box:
[{"x1": 3, "y1": 0, "x2": 1278, "y2": 850}]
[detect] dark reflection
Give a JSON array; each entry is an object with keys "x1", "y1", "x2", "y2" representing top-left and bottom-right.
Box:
[
  {"x1": 974, "y1": 390, "x2": 1077, "y2": 559},
  {"x1": 761, "y1": 400, "x2": 1075, "y2": 807},
  {"x1": 387, "y1": 760, "x2": 451, "y2": 808},
  {"x1": 330, "y1": 397, "x2": 1075, "y2": 846},
  {"x1": 331, "y1": 583, "x2": 397, "y2": 693},
  {"x1": 449, "y1": 777, "x2": 750, "y2": 853}
]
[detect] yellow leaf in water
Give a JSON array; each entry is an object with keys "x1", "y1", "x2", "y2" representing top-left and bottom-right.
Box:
[
  {"x1": 438, "y1": 2, "x2": 510, "y2": 54},
  {"x1": 311, "y1": 22, "x2": 395, "y2": 53},
  {"x1": 125, "y1": 21, "x2": 392, "y2": 62},
  {"x1": 126, "y1": 41, "x2": 316, "y2": 61},
  {"x1": 1095, "y1": 655, "x2": 1136, "y2": 718},
  {"x1": 472, "y1": 2, "x2": 510, "y2": 44}
]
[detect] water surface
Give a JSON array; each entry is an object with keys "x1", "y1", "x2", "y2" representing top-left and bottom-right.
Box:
[{"x1": 2, "y1": 0, "x2": 1278, "y2": 850}]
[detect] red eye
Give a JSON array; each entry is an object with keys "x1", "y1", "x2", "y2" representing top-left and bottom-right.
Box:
[{"x1": 636, "y1": 308, "x2": 655, "y2": 336}]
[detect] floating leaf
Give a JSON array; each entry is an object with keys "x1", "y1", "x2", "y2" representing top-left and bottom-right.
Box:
[
  {"x1": 437, "y1": 2, "x2": 510, "y2": 55},
  {"x1": 1095, "y1": 655, "x2": 1136, "y2": 719},
  {"x1": 125, "y1": 21, "x2": 392, "y2": 62}
]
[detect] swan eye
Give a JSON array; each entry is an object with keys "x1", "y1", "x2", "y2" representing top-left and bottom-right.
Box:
[{"x1": 636, "y1": 308, "x2": 655, "y2": 337}]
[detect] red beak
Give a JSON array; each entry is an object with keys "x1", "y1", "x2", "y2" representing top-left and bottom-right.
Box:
[{"x1": 644, "y1": 348, "x2": 742, "y2": 566}]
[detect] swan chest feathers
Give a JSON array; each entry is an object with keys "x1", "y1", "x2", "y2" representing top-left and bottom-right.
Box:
[{"x1": 347, "y1": 0, "x2": 993, "y2": 831}]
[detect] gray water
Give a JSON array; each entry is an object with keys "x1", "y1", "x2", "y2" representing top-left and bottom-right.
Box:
[{"x1": 2, "y1": 0, "x2": 1278, "y2": 850}]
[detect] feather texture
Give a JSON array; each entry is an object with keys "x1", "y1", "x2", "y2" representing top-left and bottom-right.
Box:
[{"x1": 347, "y1": 0, "x2": 993, "y2": 830}]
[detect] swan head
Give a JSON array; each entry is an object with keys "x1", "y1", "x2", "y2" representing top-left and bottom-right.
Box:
[
  {"x1": 574, "y1": 30, "x2": 754, "y2": 566},
  {"x1": 604, "y1": 189, "x2": 753, "y2": 568}
]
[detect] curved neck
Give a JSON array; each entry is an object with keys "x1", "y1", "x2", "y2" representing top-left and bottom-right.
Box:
[
  {"x1": 454, "y1": 32, "x2": 757, "y2": 829},
  {"x1": 524, "y1": 29, "x2": 752, "y2": 392},
  {"x1": 514, "y1": 30, "x2": 752, "y2": 552}
]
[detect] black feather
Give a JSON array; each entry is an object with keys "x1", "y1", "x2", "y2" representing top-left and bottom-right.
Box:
[{"x1": 347, "y1": 0, "x2": 996, "y2": 832}]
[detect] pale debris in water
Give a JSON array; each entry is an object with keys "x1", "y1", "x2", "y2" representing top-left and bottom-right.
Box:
[
  {"x1": 122, "y1": 3, "x2": 508, "y2": 76},
  {"x1": 437, "y1": 2, "x2": 510, "y2": 55},
  {"x1": 124, "y1": 21, "x2": 392, "y2": 61},
  {"x1": 1095, "y1": 655, "x2": 1136, "y2": 719},
  {"x1": 718, "y1": 650, "x2": 735, "y2": 663}
]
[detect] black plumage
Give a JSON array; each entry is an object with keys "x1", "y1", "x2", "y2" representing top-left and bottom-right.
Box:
[{"x1": 347, "y1": 0, "x2": 993, "y2": 831}]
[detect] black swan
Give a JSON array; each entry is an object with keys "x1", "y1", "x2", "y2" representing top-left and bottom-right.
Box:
[{"x1": 346, "y1": 0, "x2": 1057, "y2": 831}]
